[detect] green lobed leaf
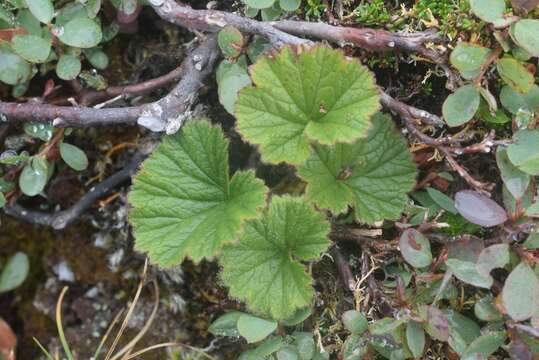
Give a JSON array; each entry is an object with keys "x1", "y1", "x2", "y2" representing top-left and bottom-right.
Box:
[
  {"x1": 443, "y1": 85, "x2": 480, "y2": 127},
  {"x1": 56, "y1": 54, "x2": 82, "y2": 80},
  {"x1": 59, "y1": 142, "x2": 88, "y2": 171},
  {"x1": 129, "y1": 120, "x2": 268, "y2": 267},
  {"x1": 236, "y1": 45, "x2": 380, "y2": 165},
  {"x1": 496, "y1": 147, "x2": 530, "y2": 199},
  {"x1": 507, "y1": 129, "x2": 539, "y2": 175},
  {"x1": 0, "y1": 193, "x2": 5, "y2": 208},
  {"x1": 469, "y1": 0, "x2": 505, "y2": 23},
  {"x1": 25, "y1": 0, "x2": 54, "y2": 23},
  {"x1": 220, "y1": 196, "x2": 331, "y2": 320},
  {"x1": 297, "y1": 113, "x2": 416, "y2": 224},
  {"x1": 510, "y1": 19, "x2": 539, "y2": 57},
  {"x1": 237, "y1": 314, "x2": 278, "y2": 343},
  {"x1": 502, "y1": 262, "x2": 539, "y2": 321},
  {"x1": 496, "y1": 57, "x2": 534, "y2": 93},
  {"x1": 0, "y1": 252, "x2": 29, "y2": 292},
  {"x1": 58, "y1": 17, "x2": 102, "y2": 48},
  {"x1": 399, "y1": 229, "x2": 432, "y2": 268},
  {"x1": 11, "y1": 34, "x2": 51, "y2": 63}
]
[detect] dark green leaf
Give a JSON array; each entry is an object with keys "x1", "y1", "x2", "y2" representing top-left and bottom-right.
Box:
[
  {"x1": 218, "y1": 26, "x2": 244, "y2": 58},
  {"x1": 59, "y1": 142, "x2": 88, "y2": 171},
  {"x1": 510, "y1": 20, "x2": 539, "y2": 57},
  {"x1": 56, "y1": 54, "x2": 81, "y2": 80},
  {"x1": 25, "y1": 0, "x2": 54, "y2": 23},
  {"x1": 282, "y1": 308, "x2": 312, "y2": 327},
  {"x1": 446, "y1": 258, "x2": 493, "y2": 288},
  {"x1": 502, "y1": 262, "x2": 539, "y2": 321},
  {"x1": 496, "y1": 57, "x2": 534, "y2": 93},
  {"x1": 496, "y1": 147, "x2": 530, "y2": 199},
  {"x1": 507, "y1": 129, "x2": 539, "y2": 175},
  {"x1": 399, "y1": 229, "x2": 432, "y2": 268},
  {"x1": 426, "y1": 187, "x2": 457, "y2": 214},
  {"x1": 342, "y1": 310, "x2": 368, "y2": 334},
  {"x1": 443, "y1": 85, "x2": 480, "y2": 127},
  {"x1": 19, "y1": 156, "x2": 48, "y2": 196},
  {"x1": 58, "y1": 17, "x2": 102, "y2": 48},
  {"x1": 406, "y1": 321, "x2": 425, "y2": 358},
  {"x1": 23, "y1": 122, "x2": 53, "y2": 141},
  {"x1": 237, "y1": 314, "x2": 278, "y2": 343},
  {"x1": 462, "y1": 331, "x2": 506, "y2": 357},
  {"x1": 11, "y1": 34, "x2": 51, "y2": 63},
  {"x1": 0, "y1": 47, "x2": 31, "y2": 85},
  {"x1": 208, "y1": 311, "x2": 244, "y2": 337},
  {"x1": 500, "y1": 85, "x2": 539, "y2": 114},
  {"x1": 0, "y1": 252, "x2": 29, "y2": 292}
]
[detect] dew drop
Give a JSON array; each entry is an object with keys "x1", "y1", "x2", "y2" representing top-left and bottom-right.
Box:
[{"x1": 51, "y1": 26, "x2": 65, "y2": 37}]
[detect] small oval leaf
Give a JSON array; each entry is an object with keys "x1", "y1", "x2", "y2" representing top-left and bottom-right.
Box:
[
  {"x1": 0, "y1": 252, "x2": 29, "y2": 292},
  {"x1": 454, "y1": 190, "x2": 507, "y2": 227},
  {"x1": 502, "y1": 262, "x2": 539, "y2": 321},
  {"x1": 237, "y1": 314, "x2": 278, "y2": 343},
  {"x1": 25, "y1": 0, "x2": 54, "y2": 24},
  {"x1": 58, "y1": 17, "x2": 103, "y2": 48},
  {"x1": 11, "y1": 34, "x2": 51, "y2": 63},
  {"x1": 443, "y1": 85, "x2": 480, "y2": 127},
  {"x1": 399, "y1": 229, "x2": 432, "y2": 268},
  {"x1": 59, "y1": 142, "x2": 88, "y2": 171}
]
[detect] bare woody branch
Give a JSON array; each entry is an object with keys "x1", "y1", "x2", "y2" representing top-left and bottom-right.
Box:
[
  {"x1": 0, "y1": 35, "x2": 219, "y2": 131},
  {"x1": 76, "y1": 64, "x2": 186, "y2": 106},
  {"x1": 150, "y1": 0, "x2": 441, "y2": 55},
  {"x1": 3, "y1": 145, "x2": 150, "y2": 230}
]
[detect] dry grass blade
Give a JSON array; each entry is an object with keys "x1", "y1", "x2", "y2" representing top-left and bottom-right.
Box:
[
  {"x1": 113, "y1": 280, "x2": 159, "y2": 360},
  {"x1": 103, "y1": 258, "x2": 149, "y2": 360}
]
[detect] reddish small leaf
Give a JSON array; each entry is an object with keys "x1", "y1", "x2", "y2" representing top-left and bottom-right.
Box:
[
  {"x1": 0, "y1": 28, "x2": 26, "y2": 42},
  {"x1": 0, "y1": 318, "x2": 16, "y2": 360},
  {"x1": 454, "y1": 190, "x2": 508, "y2": 227},
  {"x1": 511, "y1": 0, "x2": 539, "y2": 14},
  {"x1": 420, "y1": 305, "x2": 450, "y2": 341}
]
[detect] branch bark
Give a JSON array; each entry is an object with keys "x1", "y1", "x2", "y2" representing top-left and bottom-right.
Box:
[
  {"x1": 0, "y1": 35, "x2": 220, "y2": 132},
  {"x1": 3, "y1": 146, "x2": 150, "y2": 230}
]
